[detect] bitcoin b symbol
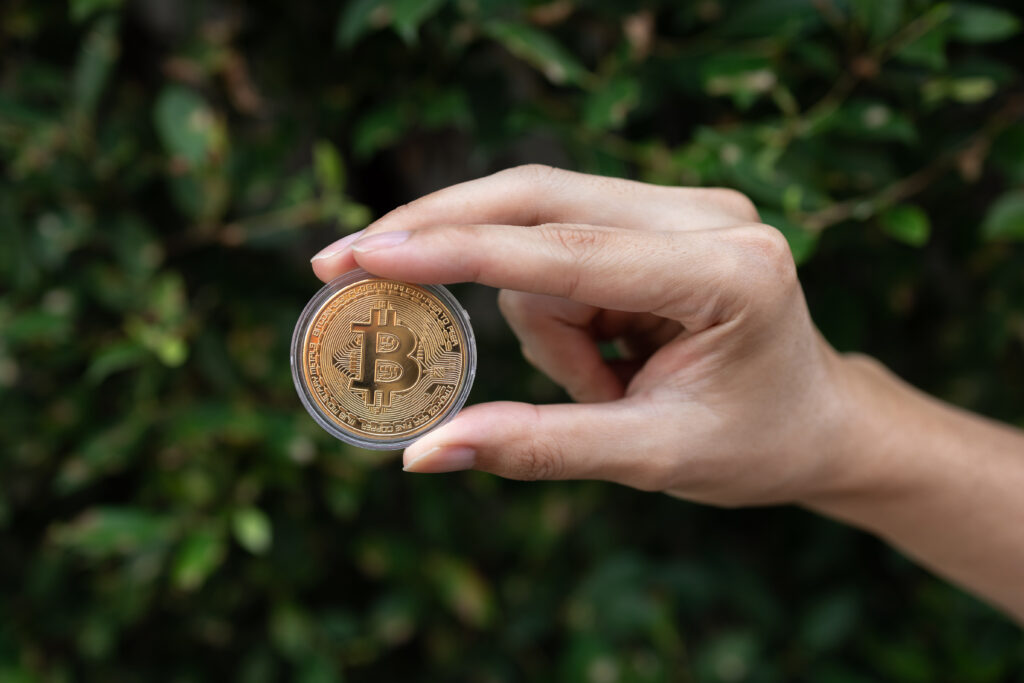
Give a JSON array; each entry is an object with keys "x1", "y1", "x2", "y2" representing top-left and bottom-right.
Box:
[{"x1": 350, "y1": 307, "x2": 421, "y2": 408}]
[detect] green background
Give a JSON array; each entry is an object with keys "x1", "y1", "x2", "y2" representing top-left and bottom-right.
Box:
[{"x1": 2, "y1": 0, "x2": 1024, "y2": 680}]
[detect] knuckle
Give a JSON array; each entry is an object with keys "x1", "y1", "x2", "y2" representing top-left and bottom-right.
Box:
[
  {"x1": 729, "y1": 224, "x2": 797, "y2": 291},
  {"x1": 497, "y1": 289, "x2": 530, "y2": 322},
  {"x1": 622, "y1": 439, "x2": 679, "y2": 492},
  {"x1": 439, "y1": 223, "x2": 482, "y2": 248},
  {"x1": 509, "y1": 163, "x2": 562, "y2": 183},
  {"x1": 647, "y1": 232, "x2": 731, "y2": 322},
  {"x1": 426, "y1": 224, "x2": 484, "y2": 282},
  {"x1": 542, "y1": 223, "x2": 602, "y2": 258},
  {"x1": 496, "y1": 288, "x2": 518, "y2": 314},
  {"x1": 506, "y1": 405, "x2": 566, "y2": 481},
  {"x1": 510, "y1": 440, "x2": 565, "y2": 481},
  {"x1": 445, "y1": 222, "x2": 478, "y2": 238},
  {"x1": 538, "y1": 224, "x2": 604, "y2": 299},
  {"x1": 628, "y1": 466, "x2": 673, "y2": 492},
  {"x1": 382, "y1": 201, "x2": 414, "y2": 222},
  {"x1": 519, "y1": 344, "x2": 540, "y2": 368},
  {"x1": 843, "y1": 352, "x2": 887, "y2": 376},
  {"x1": 710, "y1": 188, "x2": 760, "y2": 221}
]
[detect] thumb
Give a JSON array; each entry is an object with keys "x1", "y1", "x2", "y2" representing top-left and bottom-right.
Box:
[{"x1": 402, "y1": 400, "x2": 670, "y2": 489}]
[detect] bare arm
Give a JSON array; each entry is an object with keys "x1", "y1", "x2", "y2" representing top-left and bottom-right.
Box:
[
  {"x1": 310, "y1": 165, "x2": 1024, "y2": 621},
  {"x1": 806, "y1": 354, "x2": 1024, "y2": 622}
]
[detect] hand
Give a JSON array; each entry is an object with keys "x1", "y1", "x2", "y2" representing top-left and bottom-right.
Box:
[
  {"x1": 310, "y1": 165, "x2": 855, "y2": 507},
  {"x1": 311, "y1": 165, "x2": 1024, "y2": 618}
]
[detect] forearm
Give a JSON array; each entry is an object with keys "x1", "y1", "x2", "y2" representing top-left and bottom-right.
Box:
[{"x1": 805, "y1": 354, "x2": 1024, "y2": 622}]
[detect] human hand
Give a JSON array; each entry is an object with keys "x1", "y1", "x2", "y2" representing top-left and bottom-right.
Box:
[{"x1": 310, "y1": 165, "x2": 857, "y2": 507}]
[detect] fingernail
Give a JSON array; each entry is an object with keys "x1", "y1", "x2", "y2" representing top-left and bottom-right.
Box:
[
  {"x1": 352, "y1": 230, "x2": 411, "y2": 253},
  {"x1": 311, "y1": 229, "x2": 365, "y2": 262},
  {"x1": 403, "y1": 445, "x2": 476, "y2": 473}
]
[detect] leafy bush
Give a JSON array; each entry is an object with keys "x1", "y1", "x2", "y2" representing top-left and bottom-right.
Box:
[{"x1": 2, "y1": 0, "x2": 1023, "y2": 680}]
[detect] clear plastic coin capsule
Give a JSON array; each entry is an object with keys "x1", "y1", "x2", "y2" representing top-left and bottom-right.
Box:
[{"x1": 291, "y1": 269, "x2": 477, "y2": 450}]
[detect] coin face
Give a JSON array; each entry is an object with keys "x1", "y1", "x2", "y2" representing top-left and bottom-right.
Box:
[{"x1": 292, "y1": 273, "x2": 475, "y2": 449}]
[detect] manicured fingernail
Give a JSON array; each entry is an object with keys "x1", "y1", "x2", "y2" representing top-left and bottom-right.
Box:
[
  {"x1": 403, "y1": 446, "x2": 476, "y2": 473},
  {"x1": 352, "y1": 230, "x2": 411, "y2": 253},
  {"x1": 311, "y1": 229, "x2": 365, "y2": 262}
]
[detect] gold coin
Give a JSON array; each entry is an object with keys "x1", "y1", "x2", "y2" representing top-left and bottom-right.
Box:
[{"x1": 294, "y1": 275, "x2": 475, "y2": 448}]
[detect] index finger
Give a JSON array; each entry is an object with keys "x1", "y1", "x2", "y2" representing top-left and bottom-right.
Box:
[
  {"x1": 348, "y1": 222, "x2": 763, "y2": 326},
  {"x1": 366, "y1": 165, "x2": 754, "y2": 234},
  {"x1": 310, "y1": 166, "x2": 757, "y2": 279}
]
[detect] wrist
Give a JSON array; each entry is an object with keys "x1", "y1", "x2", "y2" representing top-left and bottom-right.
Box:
[
  {"x1": 799, "y1": 351, "x2": 938, "y2": 511},
  {"x1": 799, "y1": 351, "x2": 1024, "y2": 621},
  {"x1": 800, "y1": 349, "x2": 1024, "y2": 525}
]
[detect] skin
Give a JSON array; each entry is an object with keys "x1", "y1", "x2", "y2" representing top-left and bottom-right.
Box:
[{"x1": 310, "y1": 165, "x2": 1024, "y2": 622}]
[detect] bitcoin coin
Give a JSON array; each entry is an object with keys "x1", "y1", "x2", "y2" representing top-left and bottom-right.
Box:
[{"x1": 291, "y1": 269, "x2": 476, "y2": 449}]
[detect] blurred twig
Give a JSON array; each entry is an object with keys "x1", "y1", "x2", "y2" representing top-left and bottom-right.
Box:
[
  {"x1": 802, "y1": 95, "x2": 1024, "y2": 232},
  {"x1": 214, "y1": 200, "x2": 328, "y2": 246},
  {"x1": 788, "y1": 5, "x2": 953, "y2": 146}
]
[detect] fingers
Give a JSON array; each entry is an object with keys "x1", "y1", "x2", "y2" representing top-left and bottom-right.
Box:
[
  {"x1": 499, "y1": 292, "x2": 686, "y2": 402},
  {"x1": 311, "y1": 166, "x2": 759, "y2": 281},
  {"x1": 498, "y1": 291, "x2": 623, "y2": 403},
  {"x1": 589, "y1": 309, "x2": 687, "y2": 357},
  {"x1": 401, "y1": 401, "x2": 671, "y2": 490},
  {"x1": 310, "y1": 228, "x2": 363, "y2": 280},
  {"x1": 349, "y1": 222, "x2": 746, "y2": 326},
  {"x1": 369, "y1": 165, "x2": 756, "y2": 234}
]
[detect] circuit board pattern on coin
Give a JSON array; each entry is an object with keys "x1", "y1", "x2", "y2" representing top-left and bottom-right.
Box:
[{"x1": 301, "y1": 279, "x2": 468, "y2": 442}]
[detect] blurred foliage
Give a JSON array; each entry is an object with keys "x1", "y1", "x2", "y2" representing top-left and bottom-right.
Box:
[{"x1": 2, "y1": 0, "x2": 1024, "y2": 680}]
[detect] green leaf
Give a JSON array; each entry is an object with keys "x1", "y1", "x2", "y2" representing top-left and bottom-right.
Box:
[
  {"x1": 337, "y1": 202, "x2": 373, "y2": 228},
  {"x1": 561, "y1": 637, "x2": 624, "y2": 683},
  {"x1": 353, "y1": 103, "x2": 408, "y2": 159},
  {"x1": 296, "y1": 655, "x2": 342, "y2": 683},
  {"x1": 86, "y1": 341, "x2": 148, "y2": 383},
  {"x1": 153, "y1": 85, "x2": 217, "y2": 168},
  {"x1": 52, "y1": 507, "x2": 175, "y2": 558},
  {"x1": 427, "y1": 555, "x2": 495, "y2": 628},
  {"x1": 172, "y1": 527, "x2": 226, "y2": 591},
  {"x1": 799, "y1": 592, "x2": 860, "y2": 651},
  {"x1": 232, "y1": 507, "x2": 273, "y2": 555},
  {"x1": 695, "y1": 630, "x2": 760, "y2": 682},
  {"x1": 70, "y1": 0, "x2": 123, "y2": 23},
  {"x1": 820, "y1": 100, "x2": 917, "y2": 144},
  {"x1": 991, "y1": 124, "x2": 1024, "y2": 184},
  {"x1": 125, "y1": 273, "x2": 189, "y2": 366},
  {"x1": 880, "y1": 205, "x2": 931, "y2": 246},
  {"x1": 712, "y1": 0, "x2": 823, "y2": 39},
  {"x1": 108, "y1": 215, "x2": 163, "y2": 278},
  {"x1": 483, "y1": 21, "x2": 589, "y2": 86},
  {"x1": 71, "y1": 15, "x2": 119, "y2": 118},
  {"x1": 583, "y1": 78, "x2": 640, "y2": 131},
  {"x1": 982, "y1": 191, "x2": 1024, "y2": 241},
  {"x1": 895, "y1": 26, "x2": 948, "y2": 70},
  {"x1": 851, "y1": 0, "x2": 904, "y2": 42},
  {"x1": 949, "y1": 3, "x2": 1020, "y2": 43},
  {"x1": 55, "y1": 418, "x2": 146, "y2": 494},
  {"x1": 420, "y1": 88, "x2": 471, "y2": 129},
  {"x1": 76, "y1": 617, "x2": 116, "y2": 660},
  {"x1": 313, "y1": 140, "x2": 346, "y2": 196},
  {"x1": 700, "y1": 53, "x2": 776, "y2": 110},
  {"x1": 4, "y1": 310, "x2": 72, "y2": 346},
  {"x1": 949, "y1": 76, "x2": 997, "y2": 102},
  {"x1": 568, "y1": 557, "x2": 672, "y2": 640},
  {"x1": 270, "y1": 603, "x2": 314, "y2": 658},
  {"x1": 369, "y1": 592, "x2": 418, "y2": 645},
  {"x1": 335, "y1": 0, "x2": 389, "y2": 48},
  {"x1": 392, "y1": 0, "x2": 447, "y2": 44}
]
